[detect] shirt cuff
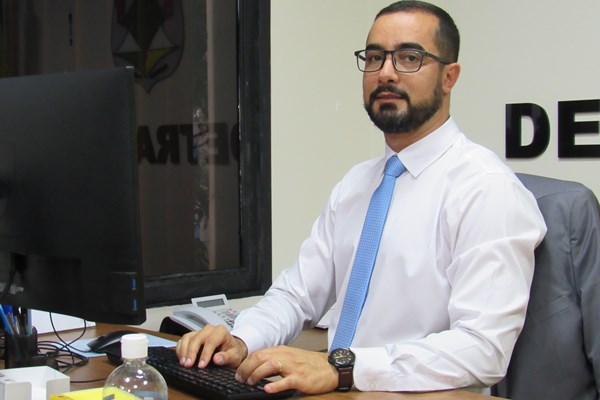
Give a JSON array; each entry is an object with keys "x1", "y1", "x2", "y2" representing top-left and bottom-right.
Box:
[
  {"x1": 351, "y1": 346, "x2": 390, "y2": 391},
  {"x1": 230, "y1": 324, "x2": 266, "y2": 355}
]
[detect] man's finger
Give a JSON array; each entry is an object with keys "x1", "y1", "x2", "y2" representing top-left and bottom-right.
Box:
[
  {"x1": 244, "y1": 358, "x2": 282, "y2": 385},
  {"x1": 197, "y1": 325, "x2": 230, "y2": 367},
  {"x1": 263, "y1": 376, "x2": 295, "y2": 394}
]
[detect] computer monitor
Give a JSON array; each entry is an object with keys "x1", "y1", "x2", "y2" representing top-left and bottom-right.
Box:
[{"x1": 0, "y1": 67, "x2": 145, "y2": 325}]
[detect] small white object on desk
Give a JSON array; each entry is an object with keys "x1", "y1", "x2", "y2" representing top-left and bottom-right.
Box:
[{"x1": 0, "y1": 366, "x2": 69, "y2": 400}]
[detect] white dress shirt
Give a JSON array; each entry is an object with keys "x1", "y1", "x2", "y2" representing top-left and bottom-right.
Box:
[{"x1": 231, "y1": 118, "x2": 547, "y2": 392}]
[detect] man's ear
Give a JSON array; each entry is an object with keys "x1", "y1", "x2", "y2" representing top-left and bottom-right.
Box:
[{"x1": 441, "y1": 63, "x2": 461, "y2": 94}]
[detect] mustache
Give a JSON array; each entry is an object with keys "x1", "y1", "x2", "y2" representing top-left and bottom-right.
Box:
[{"x1": 369, "y1": 85, "x2": 410, "y2": 104}]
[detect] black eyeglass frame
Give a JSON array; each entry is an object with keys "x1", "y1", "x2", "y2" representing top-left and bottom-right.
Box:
[{"x1": 354, "y1": 48, "x2": 452, "y2": 73}]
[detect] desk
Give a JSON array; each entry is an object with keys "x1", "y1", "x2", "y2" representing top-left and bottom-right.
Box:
[{"x1": 36, "y1": 324, "x2": 498, "y2": 400}]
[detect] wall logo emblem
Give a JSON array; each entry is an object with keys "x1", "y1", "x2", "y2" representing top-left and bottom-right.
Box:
[{"x1": 111, "y1": 0, "x2": 184, "y2": 93}]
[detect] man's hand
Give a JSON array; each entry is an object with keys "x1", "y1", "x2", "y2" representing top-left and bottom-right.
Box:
[
  {"x1": 175, "y1": 324, "x2": 248, "y2": 369},
  {"x1": 236, "y1": 345, "x2": 339, "y2": 395}
]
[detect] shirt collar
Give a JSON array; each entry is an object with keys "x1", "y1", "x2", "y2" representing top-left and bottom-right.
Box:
[{"x1": 384, "y1": 117, "x2": 460, "y2": 178}]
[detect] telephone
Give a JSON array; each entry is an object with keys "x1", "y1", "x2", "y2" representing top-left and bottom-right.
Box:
[{"x1": 168, "y1": 294, "x2": 239, "y2": 332}]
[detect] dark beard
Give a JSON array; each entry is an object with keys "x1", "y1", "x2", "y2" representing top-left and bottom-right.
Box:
[{"x1": 364, "y1": 82, "x2": 443, "y2": 134}]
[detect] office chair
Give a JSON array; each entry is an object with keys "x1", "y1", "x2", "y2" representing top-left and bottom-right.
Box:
[{"x1": 492, "y1": 173, "x2": 600, "y2": 399}]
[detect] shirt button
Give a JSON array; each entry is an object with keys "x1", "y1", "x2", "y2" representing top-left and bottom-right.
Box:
[{"x1": 368, "y1": 381, "x2": 377, "y2": 390}]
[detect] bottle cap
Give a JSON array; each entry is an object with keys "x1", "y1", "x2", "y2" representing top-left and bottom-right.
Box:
[{"x1": 121, "y1": 333, "x2": 148, "y2": 359}]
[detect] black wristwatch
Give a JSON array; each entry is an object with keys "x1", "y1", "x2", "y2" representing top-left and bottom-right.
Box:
[{"x1": 328, "y1": 348, "x2": 355, "y2": 391}]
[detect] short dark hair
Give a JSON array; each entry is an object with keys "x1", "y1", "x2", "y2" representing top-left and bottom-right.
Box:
[{"x1": 376, "y1": 1, "x2": 460, "y2": 62}]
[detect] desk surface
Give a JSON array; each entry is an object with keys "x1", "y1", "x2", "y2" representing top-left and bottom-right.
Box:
[{"x1": 34, "y1": 323, "x2": 498, "y2": 400}]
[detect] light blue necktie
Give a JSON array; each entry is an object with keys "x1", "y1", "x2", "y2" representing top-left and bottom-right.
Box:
[{"x1": 330, "y1": 155, "x2": 405, "y2": 350}]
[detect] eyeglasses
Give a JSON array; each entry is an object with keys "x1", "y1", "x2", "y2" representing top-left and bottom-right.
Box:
[{"x1": 354, "y1": 48, "x2": 451, "y2": 73}]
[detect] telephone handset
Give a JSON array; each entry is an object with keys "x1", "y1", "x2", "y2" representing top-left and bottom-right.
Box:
[{"x1": 169, "y1": 294, "x2": 239, "y2": 332}]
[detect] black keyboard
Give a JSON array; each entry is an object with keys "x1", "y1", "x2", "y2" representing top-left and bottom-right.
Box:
[{"x1": 146, "y1": 346, "x2": 296, "y2": 400}]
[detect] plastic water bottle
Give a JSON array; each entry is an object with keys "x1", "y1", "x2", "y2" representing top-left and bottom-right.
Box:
[{"x1": 102, "y1": 333, "x2": 169, "y2": 400}]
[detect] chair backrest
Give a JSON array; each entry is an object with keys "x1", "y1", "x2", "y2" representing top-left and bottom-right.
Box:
[{"x1": 493, "y1": 173, "x2": 600, "y2": 399}]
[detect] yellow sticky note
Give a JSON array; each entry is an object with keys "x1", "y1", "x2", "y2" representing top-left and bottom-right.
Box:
[
  {"x1": 50, "y1": 387, "x2": 103, "y2": 400},
  {"x1": 51, "y1": 387, "x2": 137, "y2": 400}
]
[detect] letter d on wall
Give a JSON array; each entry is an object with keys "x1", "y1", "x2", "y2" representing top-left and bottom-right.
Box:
[{"x1": 505, "y1": 103, "x2": 550, "y2": 158}]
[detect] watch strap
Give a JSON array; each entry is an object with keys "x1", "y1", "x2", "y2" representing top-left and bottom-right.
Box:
[{"x1": 337, "y1": 365, "x2": 353, "y2": 391}]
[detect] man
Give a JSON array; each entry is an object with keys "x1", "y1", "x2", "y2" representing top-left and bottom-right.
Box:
[{"x1": 176, "y1": 1, "x2": 546, "y2": 394}]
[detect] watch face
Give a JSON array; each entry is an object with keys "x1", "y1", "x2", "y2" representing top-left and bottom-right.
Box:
[{"x1": 330, "y1": 348, "x2": 355, "y2": 367}]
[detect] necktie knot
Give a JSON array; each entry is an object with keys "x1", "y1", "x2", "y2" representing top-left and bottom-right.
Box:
[{"x1": 384, "y1": 156, "x2": 405, "y2": 178}]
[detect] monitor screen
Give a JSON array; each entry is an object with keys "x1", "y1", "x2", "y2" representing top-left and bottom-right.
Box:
[{"x1": 0, "y1": 67, "x2": 145, "y2": 325}]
